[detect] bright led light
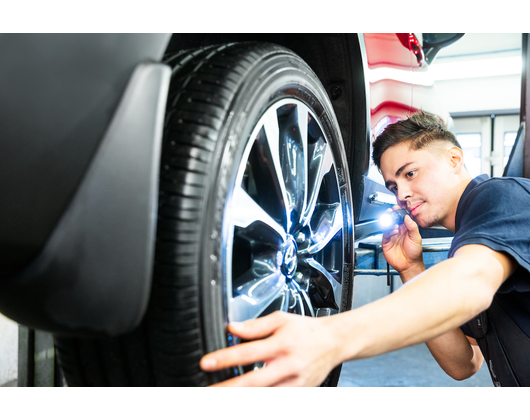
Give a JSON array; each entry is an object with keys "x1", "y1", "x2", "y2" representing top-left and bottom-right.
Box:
[
  {"x1": 379, "y1": 213, "x2": 395, "y2": 228},
  {"x1": 379, "y1": 209, "x2": 410, "y2": 231}
]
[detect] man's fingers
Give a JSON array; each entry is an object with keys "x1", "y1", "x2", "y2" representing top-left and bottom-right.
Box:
[
  {"x1": 404, "y1": 215, "x2": 420, "y2": 235},
  {"x1": 200, "y1": 312, "x2": 293, "y2": 375},
  {"x1": 200, "y1": 335, "x2": 279, "y2": 372},
  {"x1": 208, "y1": 363, "x2": 293, "y2": 387},
  {"x1": 227, "y1": 311, "x2": 288, "y2": 340},
  {"x1": 382, "y1": 225, "x2": 400, "y2": 242},
  {"x1": 404, "y1": 214, "x2": 415, "y2": 227}
]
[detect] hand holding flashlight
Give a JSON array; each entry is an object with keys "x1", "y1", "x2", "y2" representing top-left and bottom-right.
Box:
[{"x1": 380, "y1": 207, "x2": 425, "y2": 282}]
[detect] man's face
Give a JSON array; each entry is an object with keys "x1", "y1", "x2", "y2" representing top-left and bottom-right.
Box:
[{"x1": 379, "y1": 141, "x2": 461, "y2": 229}]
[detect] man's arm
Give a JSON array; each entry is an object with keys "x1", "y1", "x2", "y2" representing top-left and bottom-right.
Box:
[
  {"x1": 421, "y1": 246, "x2": 516, "y2": 381},
  {"x1": 332, "y1": 244, "x2": 515, "y2": 362},
  {"x1": 201, "y1": 244, "x2": 516, "y2": 386},
  {"x1": 425, "y1": 330, "x2": 483, "y2": 380},
  {"x1": 381, "y1": 211, "x2": 483, "y2": 381}
]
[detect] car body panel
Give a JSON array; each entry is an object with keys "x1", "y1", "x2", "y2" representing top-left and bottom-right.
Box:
[
  {"x1": 0, "y1": 34, "x2": 171, "y2": 273},
  {"x1": 0, "y1": 34, "x2": 171, "y2": 335}
]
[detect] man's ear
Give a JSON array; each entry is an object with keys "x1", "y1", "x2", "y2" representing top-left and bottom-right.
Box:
[{"x1": 448, "y1": 146, "x2": 465, "y2": 173}]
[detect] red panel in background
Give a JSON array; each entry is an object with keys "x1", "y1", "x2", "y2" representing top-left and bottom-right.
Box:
[
  {"x1": 364, "y1": 33, "x2": 413, "y2": 141},
  {"x1": 364, "y1": 33, "x2": 451, "y2": 143}
]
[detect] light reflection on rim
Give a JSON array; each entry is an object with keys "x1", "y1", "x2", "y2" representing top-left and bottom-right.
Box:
[{"x1": 224, "y1": 98, "x2": 344, "y2": 325}]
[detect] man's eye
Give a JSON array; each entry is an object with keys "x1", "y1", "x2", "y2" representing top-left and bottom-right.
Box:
[
  {"x1": 406, "y1": 170, "x2": 416, "y2": 178},
  {"x1": 390, "y1": 186, "x2": 397, "y2": 193}
]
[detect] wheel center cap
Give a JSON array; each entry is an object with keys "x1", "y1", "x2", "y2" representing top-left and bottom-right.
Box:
[{"x1": 281, "y1": 238, "x2": 298, "y2": 278}]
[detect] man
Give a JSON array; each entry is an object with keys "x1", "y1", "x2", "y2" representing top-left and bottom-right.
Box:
[{"x1": 200, "y1": 111, "x2": 530, "y2": 387}]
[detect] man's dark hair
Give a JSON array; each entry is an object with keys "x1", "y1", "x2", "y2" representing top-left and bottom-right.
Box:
[{"x1": 372, "y1": 111, "x2": 462, "y2": 170}]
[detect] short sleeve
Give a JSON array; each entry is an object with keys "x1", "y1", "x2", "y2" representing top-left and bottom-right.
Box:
[
  {"x1": 449, "y1": 178, "x2": 530, "y2": 293},
  {"x1": 460, "y1": 323, "x2": 474, "y2": 339}
]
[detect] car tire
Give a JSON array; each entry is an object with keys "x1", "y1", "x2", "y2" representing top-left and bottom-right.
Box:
[{"x1": 54, "y1": 42, "x2": 354, "y2": 386}]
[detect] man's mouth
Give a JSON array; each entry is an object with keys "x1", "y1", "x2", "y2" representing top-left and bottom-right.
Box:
[{"x1": 409, "y1": 202, "x2": 424, "y2": 216}]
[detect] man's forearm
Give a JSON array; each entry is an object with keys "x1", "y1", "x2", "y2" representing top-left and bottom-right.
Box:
[
  {"x1": 425, "y1": 329, "x2": 483, "y2": 380},
  {"x1": 325, "y1": 250, "x2": 501, "y2": 365},
  {"x1": 397, "y1": 258, "x2": 482, "y2": 380}
]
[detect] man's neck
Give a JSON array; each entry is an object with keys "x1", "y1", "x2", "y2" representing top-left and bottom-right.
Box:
[{"x1": 442, "y1": 175, "x2": 473, "y2": 232}]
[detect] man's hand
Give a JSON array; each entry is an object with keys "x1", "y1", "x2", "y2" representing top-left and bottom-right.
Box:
[
  {"x1": 200, "y1": 311, "x2": 341, "y2": 387},
  {"x1": 381, "y1": 205, "x2": 425, "y2": 282}
]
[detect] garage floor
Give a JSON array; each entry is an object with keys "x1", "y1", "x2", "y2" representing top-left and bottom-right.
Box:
[{"x1": 338, "y1": 342, "x2": 492, "y2": 387}]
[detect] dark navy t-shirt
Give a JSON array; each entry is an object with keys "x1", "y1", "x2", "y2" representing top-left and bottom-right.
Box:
[{"x1": 448, "y1": 174, "x2": 530, "y2": 339}]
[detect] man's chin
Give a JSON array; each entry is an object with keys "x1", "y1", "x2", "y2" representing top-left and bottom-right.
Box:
[
  {"x1": 420, "y1": 220, "x2": 444, "y2": 230},
  {"x1": 412, "y1": 214, "x2": 439, "y2": 229}
]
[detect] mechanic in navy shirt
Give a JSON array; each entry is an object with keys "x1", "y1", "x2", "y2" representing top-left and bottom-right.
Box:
[
  {"x1": 449, "y1": 174, "x2": 530, "y2": 386},
  {"x1": 200, "y1": 111, "x2": 526, "y2": 387},
  {"x1": 375, "y1": 112, "x2": 530, "y2": 387}
]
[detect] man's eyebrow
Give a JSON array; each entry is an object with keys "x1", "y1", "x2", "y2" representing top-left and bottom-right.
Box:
[
  {"x1": 395, "y1": 162, "x2": 414, "y2": 177},
  {"x1": 384, "y1": 162, "x2": 415, "y2": 190}
]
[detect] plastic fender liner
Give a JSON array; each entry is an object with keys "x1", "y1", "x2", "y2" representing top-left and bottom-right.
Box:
[
  {"x1": 0, "y1": 34, "x2": 171, "y2": 273},
  {"x1": 0, "y1": 62, "x2": 171, "y2": 337}
]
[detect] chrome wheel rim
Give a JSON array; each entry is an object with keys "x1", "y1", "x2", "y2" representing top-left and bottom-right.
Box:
[{"x1": 224, "y1": 98, "x2": 344, "y2": 327}]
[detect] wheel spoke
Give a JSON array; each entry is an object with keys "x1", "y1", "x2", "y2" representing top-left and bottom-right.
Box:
[
  {"x1": 300, "y1": 137, "x2": 334, "y2": 227},
  {"x1": 297, "y1": 104, "x2": 309, "y2": 227},
  {"x1": 229, "y1": 268, "x2": 286, "y2": 322},
  {"x1": 251, "y1": 283, "x2": 291, "y2": 318},
  {"x1": 291, "y1": 280, "x2": 315, "y2": 317},
  {"x1": 300, "y1": 203, "x2": 343, "y2": 255},
  {"x1": 230, "y1": 185, "x2": 286, "y2": 242},
  {"x1": 263, "y1": 109, "x2": 291, "y2": 232},
  {"x1": 301, "y1": 257, "x2": 342, "y2": 310},
  {"x1": 278, "y1": 105, "x2": 308, "y2": 231}
]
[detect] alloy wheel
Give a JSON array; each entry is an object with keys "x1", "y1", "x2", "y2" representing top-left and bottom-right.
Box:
[{"x1": 224, "y1": 98, "x2": 345, "y2": 332}]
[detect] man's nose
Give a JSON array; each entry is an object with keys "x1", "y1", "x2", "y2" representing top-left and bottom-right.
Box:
[{"x1": 396, "y1": 184, "x2": 412, "y2": 203}]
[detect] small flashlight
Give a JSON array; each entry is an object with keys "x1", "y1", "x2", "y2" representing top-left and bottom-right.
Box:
[{"x1": 379, "y1": 208, "x2": 410, "y2": 231}]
